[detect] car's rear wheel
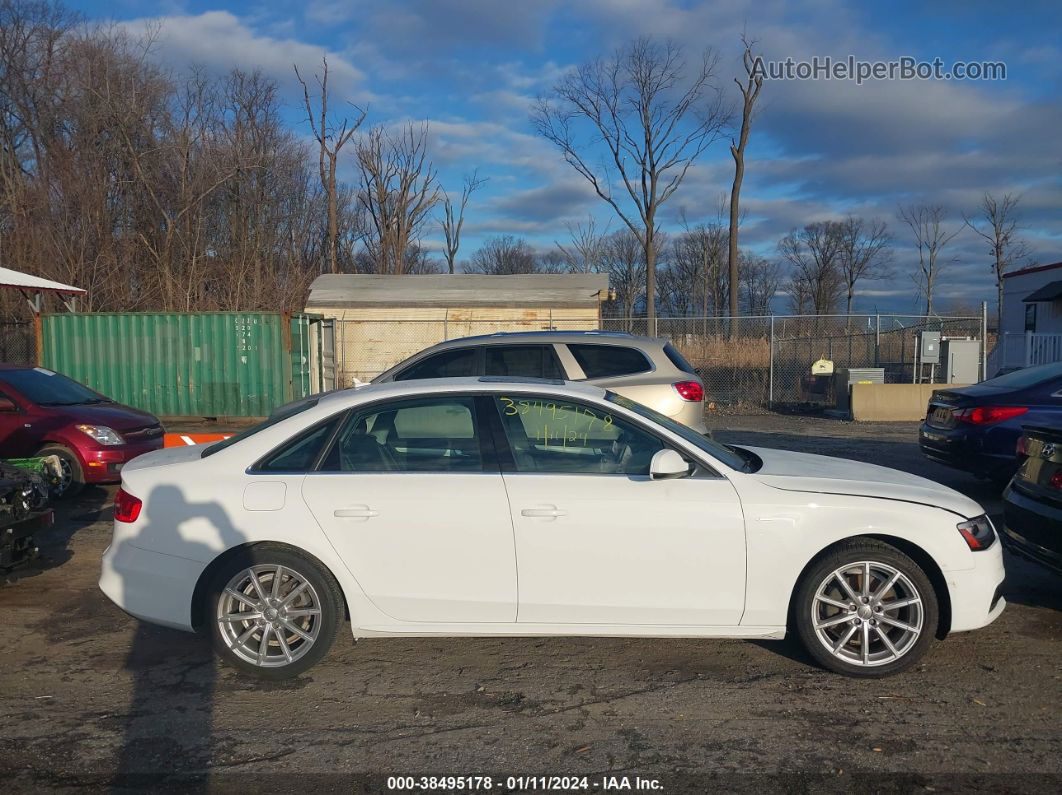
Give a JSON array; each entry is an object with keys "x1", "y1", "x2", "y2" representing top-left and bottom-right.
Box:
[
  {"x1": 794, "y1": 540, "x2": 938, "y2": 677},
  {"x1": 206, "y1": 546, "x2": 343, "y2": 679},
  {"x1": 36, "y1": 445, "x2": 83, "y2": 499}
]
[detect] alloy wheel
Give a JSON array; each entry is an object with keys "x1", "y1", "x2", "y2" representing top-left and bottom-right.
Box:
[
  {"x1": 216, "y1": 565, "x2": 323, "y2": 668},
  {"x1": 811, "y1": 560, "x2": 924, "y2": 667}
]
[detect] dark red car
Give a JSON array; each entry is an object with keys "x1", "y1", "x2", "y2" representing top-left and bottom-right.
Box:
[{"x1": 0, "y1": 364, "x2": 163, "y2": 496}]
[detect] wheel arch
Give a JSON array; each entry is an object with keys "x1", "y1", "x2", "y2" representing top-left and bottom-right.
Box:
[
  {"x1": 190, "y1": 541, "x2": 351, "y2": 632},
  {"x1": 786, "y1": 533, "x2": 952, "y2": 639}
]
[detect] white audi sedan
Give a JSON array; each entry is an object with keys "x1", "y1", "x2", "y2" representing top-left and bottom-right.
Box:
[{"x1": 100, "y1": 377, "x2": 1005, "y2": 679}]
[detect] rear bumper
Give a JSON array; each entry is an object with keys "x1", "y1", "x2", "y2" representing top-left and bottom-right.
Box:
[
  {"x1": 918, "y1": 424, "x2": 1015, "y2": 478},
  {"x1": 946, "y1": 538, "x2": 1007, "y2": 633},
  {"x1": 1002, "y1": 487, "x2": 1062, "y2": 574},
  {"x1": 80, "y1": 440, "x2": 164, "y2": 484},
  {"x1": 99, "y1": 539, "x2": 201, "y2": 630}
]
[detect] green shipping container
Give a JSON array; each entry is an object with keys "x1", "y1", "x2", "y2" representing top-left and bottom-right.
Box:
[{"x1": 39, "y1": 312, "x2": 321, "y2": 417}]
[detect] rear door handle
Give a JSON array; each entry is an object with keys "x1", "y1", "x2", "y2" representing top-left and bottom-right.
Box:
[
  {"x1": 334, "y1": 506, "x2": 379, "y2": 519},
  {"x1": 520, "y1": 505, "x2": 567, "y2": 519}
]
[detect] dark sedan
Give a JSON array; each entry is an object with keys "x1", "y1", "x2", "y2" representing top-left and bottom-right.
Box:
[
  {"x1": 919, "y1": 362, "x2": 1062, "y2": 482},
  {"x1": 1003, "y1": 425, "x2": 1062, "y2": 574}
]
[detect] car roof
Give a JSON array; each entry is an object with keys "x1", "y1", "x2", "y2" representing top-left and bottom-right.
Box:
[
  {"x1": 318, "y1": 375, "x2": 607, "y2": 407},
  {"x1": 427, "y1": 330, "x2": 663, "y2": 347}
]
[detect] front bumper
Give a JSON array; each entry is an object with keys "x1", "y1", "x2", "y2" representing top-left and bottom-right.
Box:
[
  {"x1": 81, "y1": 440, "x2": 164, "y2": 484},
  {"x1": 99, "y1": 539, "x2": 203, "y2": 631},
  {"x1": 945, "y1": 536, "x2": 1007, "y2": 633}
]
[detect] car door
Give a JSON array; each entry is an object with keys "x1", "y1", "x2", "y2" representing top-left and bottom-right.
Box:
[
  {"x1": 0, "y1": 387, "x2": 30, "y2": 456},
  {"x1": 490, "y1": 392, "x2": 746, "y2": 626},
  {"x1": 301, "y1": 394, "x2": 518, "y2": 624}
]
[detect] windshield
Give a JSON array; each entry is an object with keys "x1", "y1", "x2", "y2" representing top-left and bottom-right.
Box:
[
  {"x1": 201, "y1": 397, "x2": 320, "y2": 458},
  {"x1": 605, "y1": 392, "x2": 751, "y2": 472},
  {"x1": 0, "y1": 367, "x2": 109, "y2": 405},
  {"x1": 977, "y1": 362, "x2": 1062, "y2": 390}
]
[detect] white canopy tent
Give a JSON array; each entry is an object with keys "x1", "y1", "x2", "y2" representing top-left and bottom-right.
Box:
[{"x1": 0, "y1": 266, "x2": 85, "y2": 313}]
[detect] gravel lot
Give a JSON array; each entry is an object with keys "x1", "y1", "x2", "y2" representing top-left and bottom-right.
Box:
[{"x1": 2, "y1": 415, "x2": 1060, "y2": 792}]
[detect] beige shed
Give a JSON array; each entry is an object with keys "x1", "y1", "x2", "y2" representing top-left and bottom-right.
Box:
[{"x1": 304, "y1": 273, "x2": 610, "y2": 385}]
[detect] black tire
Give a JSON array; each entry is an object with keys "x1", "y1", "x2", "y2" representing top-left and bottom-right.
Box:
[
  {"x1": 36, "y1": 444, "x2": 84, "y2": 499},
  {"x1": 205, "y1": 544, "x2": 343, "y2": 680},
  {"x1": 793, "y1": 539, "x2": 939, "y2": 678}
]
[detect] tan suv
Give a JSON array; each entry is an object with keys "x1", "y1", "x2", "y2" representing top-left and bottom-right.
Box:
[{"x1": 372, "y1": 331, "x2": 707, "y2": 433}]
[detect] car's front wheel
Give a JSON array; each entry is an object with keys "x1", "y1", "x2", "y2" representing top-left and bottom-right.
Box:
[
  {"x1": 206, "y1": 546, "x2": 343, "y2": 679},
  {"x1": 794, "y1": 540, "x2": 939, "y2": 677}
]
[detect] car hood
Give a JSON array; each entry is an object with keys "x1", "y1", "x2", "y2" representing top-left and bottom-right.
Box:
[
  {"x1": 742, "y1": 446, "x2": 984, "y2": 518},
  {"x1": 43, "y1": 402, "x2": 158, "y2": 430}
]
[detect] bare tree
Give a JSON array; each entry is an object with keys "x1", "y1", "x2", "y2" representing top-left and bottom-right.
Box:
[
  {"x1": 779, "y1": 222, "x2": 845, "y2": 315},
  {"x1": 532, "y1": 37, "x2": 728, "y2": 332},
  {"x1": 897, "y1": 204, "x2": 961, "y2": 316},
  {"x1": 601, "y1": 229, "x2": 646, "y2": 327},
  {"x1": 557, "y1": 215, "x2": 608, "y2": 273},
  {"x1": 358, "y1": 122, "x2": 440, "y2": 274},
  {"x1": 466, "y1": 235, "x2": 538, "y2": 275},
  {"x1": 295, "y1": 57, "x2": 365, "y2": 275},
  {"x1": 963, "y1": 193, "x2": 1029, "y2": 329},
  {"x1": 441, "y1": 169, "x2": 485, "y2": 274},
  {"x1": 727, "y1": 34, "x2": 764, "y2": 321},
  {"x1": 836, "y1": 215, "x2": 891, "y2": 318},
  {"x1": 740, "y1": 253, "x2": 781, "y2": 315},
  {"x1": 677, "y1": 207, "x2": 728, "y2": 319}
]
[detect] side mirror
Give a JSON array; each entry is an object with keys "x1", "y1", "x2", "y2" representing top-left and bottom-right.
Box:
[
  {"x1": 650, "y1": 449, "x2": 691, "y2": 480},
  {"x1": 0, "y1": 397, "x2": 17, "y2": 412}
]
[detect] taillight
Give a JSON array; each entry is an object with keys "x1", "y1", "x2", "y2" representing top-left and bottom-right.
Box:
[
  {"x1": 673, "y1": 381, "x2": 704, "y2": 401},
  {"x1": 113, "y1": 487, "x2": 142, "y2": 523},
  {"x1": 1050, "y1": 470, "x2": 1062, "y2": 490},
  {"x1": 957, "y1": 515, "x2": 995, "y2": 550},
  {"x1": 955, "y1": 406, "x2": 1028, "y2": 425}
]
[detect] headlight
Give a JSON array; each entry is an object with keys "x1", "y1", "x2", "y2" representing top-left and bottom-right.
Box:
[
  {"x1": 957, "y1": 515, "x2": 995, "y2": 551},
  {"x1": 76, "y1": 424, "x2": 124, "y2": 446}
]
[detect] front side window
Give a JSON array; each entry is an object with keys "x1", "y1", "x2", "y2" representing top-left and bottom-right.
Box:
[
  {"x1": 567, "y1": 344, "x2": 651, "y2": 379},
  {"x1": 394, "y1": 348, "x2": 477, "y2": 381},
  {"x1": 484, "y1": 345, "x2": 563, "y2": 379},
  {"x1": 495, "y1": 395, "x2": 664, "y2": 475},
  {"x1": 320, "y1": 396, "x2": 484, "y2": 473}
]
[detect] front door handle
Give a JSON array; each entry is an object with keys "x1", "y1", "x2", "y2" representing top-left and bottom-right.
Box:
[
  {"x1": 520, "y1": 505, "x2": 567, "y2": 519},
  {"x1": 334, "y1": 506, "x2": 379, "y2": 519}
]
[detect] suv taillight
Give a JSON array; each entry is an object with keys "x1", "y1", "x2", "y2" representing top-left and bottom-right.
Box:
[
  {"x1": 113, "y1": 487, "x2": 142, "y2": 523},
  {"x1": 673, "y1": 381, "x2": 704, "y2": 401},
  {"x1": 955, "y1": 406, "x2": 1027, "y2": 425}
]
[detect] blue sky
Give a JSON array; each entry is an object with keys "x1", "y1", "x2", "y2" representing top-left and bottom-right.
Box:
[{"x1": 70, "y1": 0, "x2": 1062, "y2": 313}]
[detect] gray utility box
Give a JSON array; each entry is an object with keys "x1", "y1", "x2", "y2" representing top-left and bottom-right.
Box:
[
  {"x1": 919, "y1": 330, "x2": 941, "y2": 365},
  {"x1": 941, "y1": 338, "x2": 980, "y2": 384},
  {"x1": 834, "y1": 367, "x2": 886, "y2": 412}
]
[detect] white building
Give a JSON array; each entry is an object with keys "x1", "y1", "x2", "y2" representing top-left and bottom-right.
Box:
[{"x1": 994, "y1": 260, "x2": 1062, "y2": 372}]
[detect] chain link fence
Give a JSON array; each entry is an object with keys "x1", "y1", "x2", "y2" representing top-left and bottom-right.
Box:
[
  {"x1": 332, "y1": 313, "x2": 986, "y2": 412},
  {"x1": 0, "y1": 320, "x2": 35, "y2": 364}
]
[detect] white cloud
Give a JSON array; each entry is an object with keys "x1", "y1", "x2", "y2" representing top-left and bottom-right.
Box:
[{"x1": 115, "y1": 11, "x2": 371, "y2": 100}]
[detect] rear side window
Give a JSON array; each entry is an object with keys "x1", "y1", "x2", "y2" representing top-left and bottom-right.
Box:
[
  {"x1": 663, "y1": 343, "x2": 696, "y2": 375},
  {"x1": 395, "y1": 348, "x2": 477, "y2": 381},
  {"x1": 320, "y1": 396, "x2": 483, "y2": 473},
  {"x1": 255, "y1": 416, "x2": 341, "y2": 472},
  {"x1": 485, "y1": 345, "x2": 563, "y2": 379},
  {"x1": 567, "y1": 344, "x2": 651, "y2": 379}
]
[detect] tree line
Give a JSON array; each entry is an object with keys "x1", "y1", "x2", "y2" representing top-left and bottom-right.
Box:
[{"x1": 0, "y1": 0, "x2": 1031, "y2": 326}]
